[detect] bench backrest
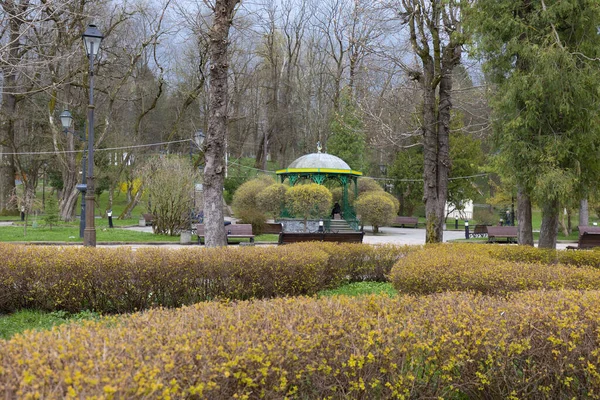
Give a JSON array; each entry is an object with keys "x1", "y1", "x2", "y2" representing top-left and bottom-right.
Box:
[
  {"x1": 228, "y1": 224, "x2": 253, "y2": 235},
  {"x1": 142, "y1": 213, "x2": 155, "y2": 221},
  {"x1": 578, "y1": 226, "x2": 600, "y2": 236},
  {"x1": 262, "y1": 222, "x2": 283, "y2": 234},
  {"x1": 279, "y1": 232, "x2": 364, "y2": 244},
  {"x1": 579, "y1": 232, "x2": 600, "y2": 249},
  {"x1": 395, "y1": 216, "x2": 418, "y2": 223},
  {"x1": 473, "y1": 225, "x2": 488, "y2": 234},
  {"x1": 194, "y1": 224, "x2": 205, "y2": 235},
  {"x1": 487, "y1": 226, "x2": 517, "y2": 237}
]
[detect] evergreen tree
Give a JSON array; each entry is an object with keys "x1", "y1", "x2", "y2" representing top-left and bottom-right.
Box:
[{"x1": 469, "y1": 0, "x2": 600, "y2": 248}]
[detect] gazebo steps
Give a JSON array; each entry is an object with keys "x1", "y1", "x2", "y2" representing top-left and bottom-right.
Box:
[{"x1": 328, "y1": 220, "x2": 357, "y2": 233}]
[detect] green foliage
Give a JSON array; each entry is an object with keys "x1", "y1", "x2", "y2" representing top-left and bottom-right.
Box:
[
  {"x1": 256, "y1": 183, "x2": 288, "y2": 220},
  {"x1": 447, "y1": 116, "x2": 484, "y2": 211},
  {"x1": 355, "y1": 191, "x2": 397, "y2": 233},
  {"x1": 42, "y1": 195, "x2": 60, "y2": 229},
  {"x1": 469, "y1": 0, "x2": 600, "y2": 239},
  {"x1": 141, "y1": 156, "x2": 199, "y2": 235},
  {"x1": 390, "y1": 148, "x2": 423, "y2": 216},
  {"x1": 326, "y1": 90, "x2": 367, "y2": 171},
  {"x1": 285, "y1": 183, "x2": 332, "y2": 230}
]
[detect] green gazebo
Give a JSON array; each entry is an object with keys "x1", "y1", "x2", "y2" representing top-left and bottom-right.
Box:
[{"x1": 276, "y1": 144, "x2": 362, "y2": 230}]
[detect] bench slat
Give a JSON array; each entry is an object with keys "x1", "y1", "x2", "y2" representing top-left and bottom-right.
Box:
[
  {"x1": 567, "y1": 232, "x2": 600, "y2": 250},
  {"x1": 278, "y1": 232, "x2": 364, "y2": 245},
  {"x1": 487, "y1": 226, "x2": 517, "y2": 243},
  {"x1": 392, "y1": 216, "x2": 418, "y2": 228}
]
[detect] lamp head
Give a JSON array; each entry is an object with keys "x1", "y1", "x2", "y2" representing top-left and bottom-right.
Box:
[
  {"x1": 82, "y1": 24, "x2": 104, "y2": 57},
  {"x1": 59, "y1": 110, "x2": 73, "y2": 129}
]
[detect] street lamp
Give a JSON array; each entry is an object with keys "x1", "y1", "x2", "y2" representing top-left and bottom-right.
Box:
[{"x1": 82, "y1": 24, "x2": 103, "y2": 247}]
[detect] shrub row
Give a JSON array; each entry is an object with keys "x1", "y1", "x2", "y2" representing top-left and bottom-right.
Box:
[
  {"x1": 390, "y1": 244, "x2": 600, "y2": 295},
  {"x1": 0, "y1": 243, "x2": 411, "y2": 314},
  {"x1": 2, "y1": 290, "x2": 600, "y2": 398}
]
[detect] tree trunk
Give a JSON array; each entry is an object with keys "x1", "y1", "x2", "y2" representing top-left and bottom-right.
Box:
[
  {"x1": 539, "y1": 198, "x2": 559, "y2": 249},
  {"x1": 517, "y1": 185, "x2": 534, "y2": 246},
  {"x1": 203, "y1": 0, "x2": 239, "y2": 247},
  {"x1": 579, "y1": 198, "x2": 589, "y2": 227}
]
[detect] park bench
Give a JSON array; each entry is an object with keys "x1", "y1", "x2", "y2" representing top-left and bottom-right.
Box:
[
  {"x1": 487, "y1": 226, "x2": 517, "y2": 243},
  {"x1": 193, "y1": 223, "x2": 255, "y2": 245},
  {"x1": 278, "y1": 231, "x2": 364, "y2": 245},
  {"x1": 469, "y1": 224, "x2": 488, "y2": 238},
  {"x1": 261, "y1": 222, "x2": 283, "y2": 234},
  {"x1": 392, "y1": 216, "x2": 419, "y2": 228},
  {"x1": 139, "y1": 213, "x2": 155, "y2": 227},
  {"x1": 566, "y1": 232, "x2": 600, "y2": 250},
  {"x1": 577, "y1": 226, "x2": 600, "y2": 235}
]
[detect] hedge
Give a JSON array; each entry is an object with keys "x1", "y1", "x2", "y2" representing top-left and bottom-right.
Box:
[
  {"x1": 390, "y1": 244, "x2": 600, "y2": 295},
  {"x1": 2, "y1": 291, "x2": 600, "y2": 398},
  {"x1": 0, "y1": 243, "x2": 411, "y2": 314}
]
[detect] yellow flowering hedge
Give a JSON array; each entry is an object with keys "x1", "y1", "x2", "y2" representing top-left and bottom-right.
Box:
[
  {"x1": 2, "y1": 290, "x2": 600, "y2": 398},
  {"x1": 390, "y1": 244, "x2": 600, "y2": 295},
  {"x1": 0, "y1": 243, "x2": 411, "y2": 314}
]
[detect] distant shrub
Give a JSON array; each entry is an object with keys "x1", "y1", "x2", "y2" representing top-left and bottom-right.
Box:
[
  {"x1": 285, "y1": 184, "x2": 332, "y2": 231},
  {"x1": 355, "y1": 191, "x2": 397, "y2": 233}
]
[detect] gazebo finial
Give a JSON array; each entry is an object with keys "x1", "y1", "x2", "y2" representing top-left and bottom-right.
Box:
[{"x1": 317, "y1": 141, "x2": 322, "y2": 153}]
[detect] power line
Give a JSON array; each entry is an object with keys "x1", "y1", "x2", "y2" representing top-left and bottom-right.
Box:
[{"x1": 0, "y1": 139, "x2": 190, "y2": 156}]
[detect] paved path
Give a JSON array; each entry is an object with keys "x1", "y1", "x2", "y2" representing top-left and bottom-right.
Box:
[{"x1": 118, "y1": 224, "x2": 571, "y2": 250}]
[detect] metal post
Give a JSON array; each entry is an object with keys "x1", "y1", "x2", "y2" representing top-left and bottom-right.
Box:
[
  {"x1": 465, "y1": 220, "x2": 469, "y2": 239},
  {"x1": 84, "y1": 47, "x2": 96, "y2": 247},
  {"x1": 79, "y1": 143, "x2": 87, "y2": 239},
  {"x1": 455, "y1": 216, "x2": 458, "y2": 230},
  {"x1": 42, "y1": 165, "x2": 46, "y2": 211}
]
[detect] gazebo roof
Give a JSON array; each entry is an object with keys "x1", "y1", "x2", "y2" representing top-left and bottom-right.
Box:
[{"x1": 276, "y1": 152, "x2": 362, "y2": 176}]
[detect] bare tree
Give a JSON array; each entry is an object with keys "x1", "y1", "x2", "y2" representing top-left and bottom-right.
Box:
[{"x1": 203, "y1": 0, "x2": 241, "y2": 247}]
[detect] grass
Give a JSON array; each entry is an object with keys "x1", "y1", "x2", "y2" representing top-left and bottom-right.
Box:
[
  {"x1": 0, "y1": 310, "x2": 100, "y2": 340},
  {"x1": 318, "y1": 282, "x2": 397, "y2": 298},
  {"x1": 0, "y1": 225, "x2": 279, "y2": 243},
  {"x1": 0, "y1": 226, "x2": 179, "y2": 243},
  {"x1": 0, "y1": 281, "x2": 395, "y2": 339}
]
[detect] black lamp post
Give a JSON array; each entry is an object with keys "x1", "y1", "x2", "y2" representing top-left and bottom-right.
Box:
[{"x1": 82, "y1": 24, "x2": 103, "y2": 247}]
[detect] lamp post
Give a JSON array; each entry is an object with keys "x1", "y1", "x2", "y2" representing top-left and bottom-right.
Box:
[
  {"x1": 42, "y1": 162, "x2": 47, "y2": 211},
  {"x1": 82, "y1": 24, "x2": 103, "y2": 247}
]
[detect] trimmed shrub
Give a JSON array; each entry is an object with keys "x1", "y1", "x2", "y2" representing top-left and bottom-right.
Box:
[
  {"x1": 390, "y1": 244, "x2": 600, "y2": 295},
  {"x1": 3, "y1": 291, "x2": 600, "y2": 398},
  {"x1": 0, "y1": 243, "x2": 410, "y2": 314},
  {"x1": 355, "y1": 191, "x2": 397, "y2": 233}
]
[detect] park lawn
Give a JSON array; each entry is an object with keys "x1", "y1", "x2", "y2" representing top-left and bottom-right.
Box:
[
  {"x1": 318, "y1": 282, "x2": 397, "y2": 297},
  {"x1": 0, "y1": 225, "x2": 179, "y2": 243},
  {"x1": 0, "y1": 281, "x2": 394, "y2": 340},
  {"x1": 0, "y1": 310, "x2": 101, "y2": 340}
]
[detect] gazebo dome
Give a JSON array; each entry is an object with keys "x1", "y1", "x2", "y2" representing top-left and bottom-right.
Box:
[{"x1": 287, "y1": 153, "x2": 351, "y2": 170}]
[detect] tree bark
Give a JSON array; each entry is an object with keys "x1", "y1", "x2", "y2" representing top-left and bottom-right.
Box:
[
  {"x1": 579, "y1": 198, "x2": 589, "y2": 227},
  {"x1": 517, "y1": 185, "x2": 534, "y2": 246},
  {"x1": 203, "y1": 0, "x2": 240, "y2": 247},
  {"x1": 539, "y1": 198, "x2": 559, "y2": 249}
]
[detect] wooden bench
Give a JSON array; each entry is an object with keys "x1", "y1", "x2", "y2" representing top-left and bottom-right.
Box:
[
  {"x1": 487, "y1": 226, "x2": 517, "y2": 243},
  {"x1": 193, "y1": 223, "x2": 255, "y2": 244},
  {"x1": 392, "y1": 216, "x2": 419, "y2": 228},
  {"x1": 140, "y1": 213, "x2": 155, "y2": 226},
  {"x1": 278, "y1": 231, "x2": 364, "y2": 245},
  {"x1": 567, "y1": 232, "x2": 600, "y2": 250},
  {"x1": 261, "y1": 222, "x2": 283, "y2": 234},
  {"x1": 469, "y1": 224, "x2": 488, "y2": 238},
  {"x1": 577, "y1": 226, "x2": 600, "y2": 236}
]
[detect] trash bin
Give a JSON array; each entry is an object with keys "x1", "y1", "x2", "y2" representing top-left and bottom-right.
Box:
[{"x1": 180, "y1": 230, "x2": 192, "y2": 244}]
